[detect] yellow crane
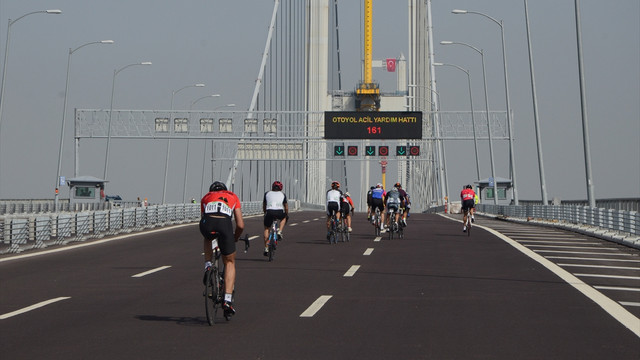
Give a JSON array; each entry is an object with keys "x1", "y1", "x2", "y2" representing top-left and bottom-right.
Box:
[{"x1": 355, "y1": 0, "x2": 380, "y2": 111}]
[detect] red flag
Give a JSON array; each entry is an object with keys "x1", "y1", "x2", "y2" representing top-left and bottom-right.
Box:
[{"x1": 386, "y1": 58, "x2": 396, "y2": 72}]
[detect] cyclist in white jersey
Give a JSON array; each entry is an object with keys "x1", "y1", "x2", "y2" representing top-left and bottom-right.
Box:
[
  {"x1": 326, "y1": 181, "x2": 343, "y2": 239},
  {"x1": 263, "y1": 181, "x2": 288, "y2": 256}
]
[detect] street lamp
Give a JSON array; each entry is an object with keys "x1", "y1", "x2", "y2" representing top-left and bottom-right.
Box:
[
  {"x1": 162, "y1": 83, "x2": 206, "y2": 204},
  {"x1": 183, "y1": 94, "x2": 220, "y2": 203},
  {"x1": 433, "y1": 62, "x2": 481, "y2": 182},
  {"x1": 214, "y1": 103, "x2": 236, "y2": 110},
  {"x1": 55, "y1": 40, "x2": 114, "y2": 209},
  {"x1": 441, "y1": 40, "x2": 498, "y2": 204},
  {"x1": 452, "y1": 9, "x2": 518, "y2": 205},
  {"x1": 103, "y1": 61, "x2": 152, "y2": 180},
  {"x1": 0, "y1": 10, "x2": 62, "y2": 182}
]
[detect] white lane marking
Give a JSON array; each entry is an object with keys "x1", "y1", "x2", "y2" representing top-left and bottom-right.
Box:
[
  {"x1": 303, "y1": 220, "x2": 310, "y2": 223},
  {"x1": 374, "y1": 237, "x2": 381, "y2": 242},
  {"x1": 526, "y1": 244, "x2": 618, "y2": 250},
  {"x1": 1, "y1": 297, "x2": 71, "y2": 320},
  {"x1": 574, "y1": 273, "x2": 640, "y2": 280},
  {"x1": 595, "y1": 286, "x2": 640, "y2": 292},
  {"x1": 290, "y1": 223, "x2": 298, "y2": 227},
  {"x1": 558, "y1": 263, "x2": 640, "y2": 271},
  {"x1": 546, "y1": 256, "x2": 640, "y2": 263},
  {"x1": 514, "y1": 235, "x2": 586, "y2": 240},
  {"x1": 344, "y1": 265, "x2": 361, "y2": 277},
  {"x1": 300, "y1": 295, "x2": 333, "y2": 317},
  {"x1": 462, "y1": 219, "x2": 640, "y2": 338},
  {"x1": 535, "y1": 250, "x2": 633, "y2": 256},
  {"x1": 0, "y1": 222, "x2": 196, "y2": 263},
  {"x1": 249, "y1": 235, "x2": 259, "y2": 240},
  {"x1": 519, "y1": 240, "x2": 599, "y2": 245},
  {"x1": 620, "y1": 302, "x2": 640, "y2": 307},
  {"x1": 363, "y1": 248, "x2": 374, "y2": 256},
  {"x1": 132, "y1": 266, "x2": 172, "y2": 278}
]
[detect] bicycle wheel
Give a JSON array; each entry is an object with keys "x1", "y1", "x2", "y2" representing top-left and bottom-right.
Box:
[
  {"x1": 268, "y1": 235, "x2": 276, "y2": 262},
  {"x1": 467, "y1": 218, "x2": 471, "y2": 237},
  {"x1": 204, "y1": 268, "x2": 217, "y2": 325}
]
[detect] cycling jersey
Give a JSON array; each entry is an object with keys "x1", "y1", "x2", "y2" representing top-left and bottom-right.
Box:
[
  {"x1": 460, "y1": 188, "x2": 475, "y2": 201},
  {"x1": 200, "y1": 190, "x2": 241, "y2": 255},
  {"x1": 386, "y1": 189, "x2": 402, "y2": 205},
  {"x1": 263, "y1": 191, "x2": 287, "y2": 210},
  {"x1": 326, "y1": 189, "x2": 342, "y2": 216},
  {"x1": 201, "y1": 190, "x2": 241, "y2": 218},
  {"x1": 340, "y1": 195, "x2": 354, "y2": 214},
  {"x1": 371, "y1": 188, "x2": 385, "y2": 199}
]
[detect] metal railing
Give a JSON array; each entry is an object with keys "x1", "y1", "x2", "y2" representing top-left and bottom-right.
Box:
[
  {"x1": 477, "y1": 204, "x2": 639, "y2": 249},
  {"x1": 0, "y1": 201, "x2": 284, "y2": 255}
]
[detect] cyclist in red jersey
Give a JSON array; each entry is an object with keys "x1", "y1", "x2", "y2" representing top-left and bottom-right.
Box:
[
  {"x1": 460, "y1": 184, "x2": 476, "y2": 232},
  {"x1": 200, "y1": 181, "x2": 244, "y2": 319}
]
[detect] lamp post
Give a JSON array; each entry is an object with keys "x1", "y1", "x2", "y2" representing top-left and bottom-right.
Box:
[
  {"x1": 441, "y1": 41, "x2": 498, "y2": 204},
  {"x1": 162, "y1": 83, "x2": 205, "y2": 204},
  {"x1": 55, "y1": 40, "x2": 114, "y2": 209},
  {"x1": 103, "y1": 61, "x2": 152, "y2": 180},
  {"x1": 214, "y1": 103, "x2": 236, "y2": 110},
  {"x1": 452, "y1": 9, "x2": 518, "y2": 205},
  {"x1": 183, "y1": 94, "x2": 220, "y2": 203},
  {"x1": 0, "y1": 9, "x2": 62, "y2": 138},
  {"x1": 433, "y1": 62, "x2": 481, "y2": 182}
]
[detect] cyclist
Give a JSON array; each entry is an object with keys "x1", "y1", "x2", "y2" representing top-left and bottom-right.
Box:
[
  {"x1": 262, "y1": 180, "x2": 288, "y2": 257},
  {"x1": 394, "y1": 182, "x2": 409, "y2": 226},
  {"x1": 200, "y1": 181, "x2": 244, "y2": 319},
  {"x1": 371, "y1": 183, "x2": 386, "y2": 231},
  {"x1": 366, "y1": 186, "x2": 375, "y2": 221},
  {"x1": 326, "y1": 181, "x2": 343, "y2": 239},
  {"x1": 340, "y1": 192, "x2": 355, "y2": 232},
  {"x1": 473, "y1": 192, "x2": 479, "y2": 222},
  {"x1": 460, "y1": 184, "x2": 476, "y2": 232},
  {"x1": 384, "y1": 185, "x2": 404, "y2": 229}
]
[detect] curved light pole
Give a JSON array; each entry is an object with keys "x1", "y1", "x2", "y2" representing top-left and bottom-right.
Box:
[
  {"x1": 453, "y1": 9, "x2": 518, "y2": 205},
  {"x1": 103, "y1": 61, "x2": 152, "y2": 180},
  {"x1": 162, "y1": 83, "x2": 205, "y2": 204},
  {"x1": 214, "y1": 103, "x2": 236, "y2": 110},
  {"x1": 183, "y1": 94, "x2": 220, "y2": 203},
  {"x1": 433, "y1": 62, "x2": 481, "y2": 182},
  {"x1": 0, "y1": 9, "x2": 62, "y2": 138},
  {"x1": 55, "y1": 40, "x2": 114, "y2": 209},
  {"x1": 441, "y1": 41, "x2": 498, "y2": 204}
]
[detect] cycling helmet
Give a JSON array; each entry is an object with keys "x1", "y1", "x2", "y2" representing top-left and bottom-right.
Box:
[
  {"x1": 345, "y1": 192, "x2": 351, "y2": 197},
  {"x1": 394, "y1": 182, "x2": 401, "y2": 188},
  {"x1": 376, "y1": 183, "x2": 382, "y2": 188},
  {"x1": 272, "y1": 181, "x2": 283, "y2": 191},
  {"x1": 466, "y1": 184, "x2": 473, "y2": 189},
  {"x1": 331, "y1": 181, "x2": 340, "y2": 189},
  {"x1": 209, "y1": 181, "x2": 227, "y2": 192},
  {"x1": 370, "y1": 186, "x2": 375, "y2": 190}
]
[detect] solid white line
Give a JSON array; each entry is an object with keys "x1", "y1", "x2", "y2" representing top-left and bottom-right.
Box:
[
  {"x1": 574, "y1": 273, "x2": 640, "y2": 280},
  {"x1": 545, "y1": 256, "x2": 640, "y2": 263},
  {"x1": 374, "y1": 236, "x2": 382, "y2": 242},
  {"x1": 300, "y1": 295, "x2": 333, "y2": 317},
  {"x1": 519, "y1": 240, "x2": 599, "y2": 245},
  {"x1": 470, "y1": 221, "x2": 640, "y2": 338},
  {"x1": 514, "y1": 235, "x2": 584, "y2": 239},
  {"x1": 363, "y1": 248, "x2": 374, "y2": 256},
  {"x1": 526, "y1": 244, "x2": 617, "y2": 250},
  {"x1": 132, "y1": 265, "x2": 172, "y2": 278},
  {"x1": 344, "y1": 265, "x2": 361, "y2": 277},
  {"x1": 0, "y1": 222, "x2": 196, "y2": 263},
  {"x1": 595, "y1": 286, "x2": 640, "y2": 292},
  {"x1": 558, "y1": 263, "x2": 640, "y2": 271},
  {"x1": 620, "y1": 302, "x2": 640, "y2": 307},
  {"x1": 0, "y1": 297, "x2": 71, "y2": 320}
]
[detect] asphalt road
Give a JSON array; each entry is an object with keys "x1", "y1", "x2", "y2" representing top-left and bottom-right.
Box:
[{"x1": 1, "y1": 212, "x2": 638, "y2": 359}]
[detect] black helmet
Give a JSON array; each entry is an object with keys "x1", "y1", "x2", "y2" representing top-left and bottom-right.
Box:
[
  {"x1": 331, "y1": 181, "x2": 340, "y2": 189},
  {"x1": 466, "y1": 184, "x2": 473, "y2": 189},
  {"x1": 209, "y1": 181, "x2": 227, "y2": 192},
  {"x1": 394, "y1": 182, "x2": 401, "y2": 188}
]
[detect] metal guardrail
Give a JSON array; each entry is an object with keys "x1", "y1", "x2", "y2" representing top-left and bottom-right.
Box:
[
  {"x1": 477, "y1": 204, "x2": 640, "y2": 249},
  {"x1": 0, "y1": 201, "x2": 279, "y2": 255}
]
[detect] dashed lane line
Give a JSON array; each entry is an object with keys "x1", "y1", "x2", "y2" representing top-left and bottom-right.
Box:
[
  {"x1": 363, "y1": 248, "x2": 374, "y2": 256},
  {"x1": 1, "y1": 297, "x2": 71, "y2": 320},
  {"x1": 344, "y1": 265, "x2": 361, "y2": 277},
  {"x1": 300, "y1": 295, "x2": 333, "y2": 317},
  {"x1": 132, "y1": 266, "x2": 172, "y2": 278},
  {"x1": 374, "y1": 237, "x2": 382, "y2": 242}
]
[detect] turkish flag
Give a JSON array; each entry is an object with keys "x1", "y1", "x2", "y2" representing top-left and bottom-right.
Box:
[{"x1": 386, "y1": 58, "x2": 396, "y2": 72}]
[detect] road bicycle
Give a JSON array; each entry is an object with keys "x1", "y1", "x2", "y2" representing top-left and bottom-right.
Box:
[
  {"x1": 204, "y1": 235, "x2": 225, "y2": 325},
  {"x1": 203, "y1": 234, "x2": 249, "y2": 325},
  {"x1": 328, "y1": 213, "x2": 339, "y2": 244},
  {"x1": 266, "y1": 219, "x2": 279, "y2": 261},
  {"x1": 387, "y1": 207, "x2": 400, "y2": 240},
  {"x1": 464, "y1": 209, "x2": 472, "y2": 237},
  {"x1": 338, "y1": 212, "x2": 350, "y2": 242},
  {"x1": 372, "y1": 208, "x2": 381, "y2": 237}
]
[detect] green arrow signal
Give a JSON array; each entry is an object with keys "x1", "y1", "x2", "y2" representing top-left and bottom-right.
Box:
[
  {"x1": 334, "y1": 146, "x2": 344, "y2": 156},
  {"x1": 366, "y1": 146, "x2": 375, "y2": 156},
  {"x1": 397, "y1": 146, "x2": 406, "y2": 156}
]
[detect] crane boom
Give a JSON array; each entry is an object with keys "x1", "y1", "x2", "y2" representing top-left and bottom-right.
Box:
[{"x1": 355, "y1": 0, "x2": 380, "y2": 111}]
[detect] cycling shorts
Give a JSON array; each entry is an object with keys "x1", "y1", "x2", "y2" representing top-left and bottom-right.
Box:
[
  {"x1": 264, "y1": 209, "x2": 287, "y2": 227},
  {"x1": 327, "y1": 202, "x2": 340, "y2": 217},
  {"x1": 462, "y1": 199, "x2": 475, "y2": 212},
  {"x1": 372, "y1": 198, "x2": 384, "y2": 212},
  {"x1": 199, "y1": 215, "x2": 236, "y2": 256},
  {"x1": 386, "y1": 203, "x2": 399, "y2": 213},
  {"x1": 340, "y1": 202, "x2": 351, "y2": 215}
]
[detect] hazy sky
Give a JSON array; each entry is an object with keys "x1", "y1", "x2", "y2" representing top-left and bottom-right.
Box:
[{"x1": 0, "y1": 0, "x2": 638, "y2": 203}]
